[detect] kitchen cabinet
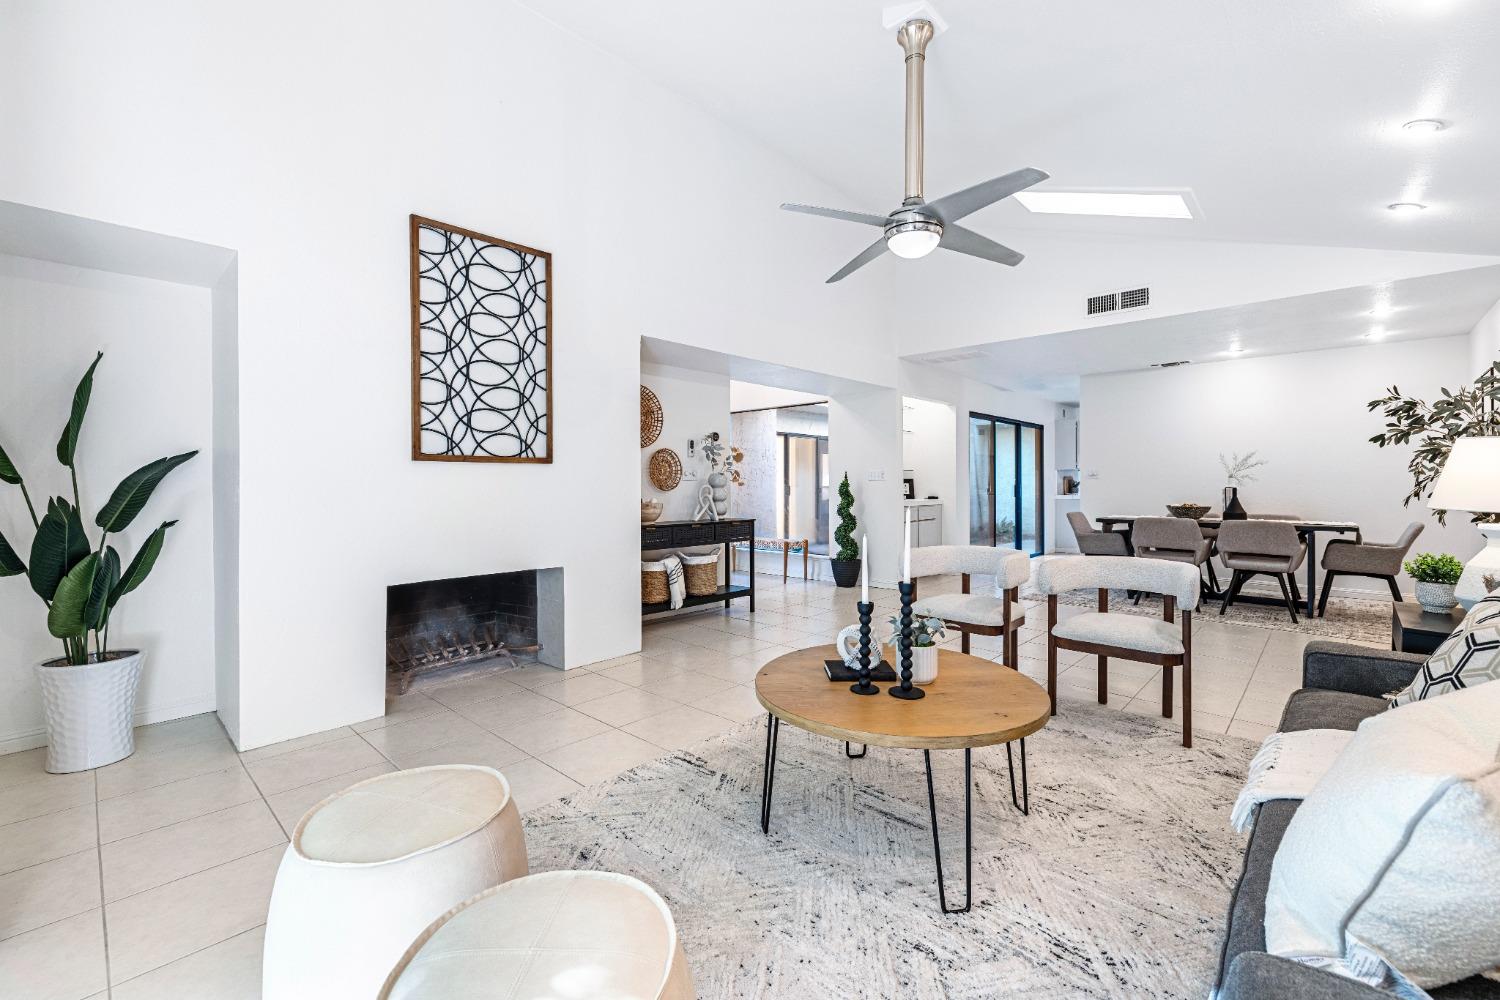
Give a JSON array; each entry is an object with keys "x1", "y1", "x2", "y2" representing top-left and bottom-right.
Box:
[{"x1": 906, "y1": 501, "x2": 943, "y2": 547}]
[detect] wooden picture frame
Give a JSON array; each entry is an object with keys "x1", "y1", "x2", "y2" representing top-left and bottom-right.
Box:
[{"x1": 409, "y1": 214, "x2": 553, "y2": 463}]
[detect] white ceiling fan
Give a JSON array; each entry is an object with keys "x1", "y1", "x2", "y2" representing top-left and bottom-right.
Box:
[{"x1": 782, "y1": 16, "x2": 1048, "y2": 283}]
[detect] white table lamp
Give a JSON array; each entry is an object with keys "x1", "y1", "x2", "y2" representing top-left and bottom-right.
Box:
[{"x1": 1427, "y1": 436, "x2": 1500, "y2": 608}]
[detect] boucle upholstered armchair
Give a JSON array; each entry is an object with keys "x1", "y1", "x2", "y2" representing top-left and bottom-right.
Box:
[
  {"x1": 1129, "y1": 515, "x2": 1217, "y2": 598},
  {"x1": 910, "y1": 545, "x2": 1031, "y2": 666},
  {"x1": 1035, "y1": 555, "x2": 1202, "y2": 747},
  {"x1": 1066, "y1": 510, "x2": 1129, "y2": 556},
  {"x1": 1217, "y1": 519, "x2": 1308, "y2": 624},
  {"x1": 1317, "y1": 521, "x2": 1423, "y2": 615}
]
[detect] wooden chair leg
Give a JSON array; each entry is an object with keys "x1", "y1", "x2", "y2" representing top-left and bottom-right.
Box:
[
  {"x1": 1317, "y1": 573, "x2": 1336, "y2": 617},
  {"x1": 782, "y1": 545, "x2": 788, "y2": 583},
  {"x1": 1289, "y1": 574, "x2": 1303, "y2": 605},
  {"x1": 1386, "y1": 576, "x2": 1402, "y2": 602},
  {"x1": 1098, "y1": 655, "x2": 1108, "y2": 704},
  {"x1": 961, "y1": 629, "x2": 970, "y2": 655},
  {"x1": 1219, "y1": 570, "x2": 1242, "y2": 615},
  {"x1": 803, "y1": 541, "x2": 808, "y2": 582},
  {"x1": 1275, "y1": 573, "x2": 1300, "y2": 624},
  {"x1": 1162, "y1": 664, "x2": 1173, "y2": 718},
  {"x1": 1181, "y1": 612, "x2": 1193, "y2": 748},
  {"x1": 1046, "y1": 596, "x2": 1058, "y2": 716}
]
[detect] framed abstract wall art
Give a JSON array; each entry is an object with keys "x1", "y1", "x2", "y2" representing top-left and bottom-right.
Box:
[{"x1": 409, "y1": 215, "x2": 552, "y2": 463}]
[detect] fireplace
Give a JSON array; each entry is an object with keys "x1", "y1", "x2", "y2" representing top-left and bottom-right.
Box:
[{"x1": 385, "y1": 567, "x2": 564, "y2": 692}]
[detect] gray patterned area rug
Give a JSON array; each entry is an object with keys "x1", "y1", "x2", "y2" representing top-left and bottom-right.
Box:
[{"x1": 524, "y1": 704, "x2": 1256, "y2": 999}]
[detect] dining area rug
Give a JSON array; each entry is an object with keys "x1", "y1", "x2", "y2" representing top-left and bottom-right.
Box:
[{"x1": 523, "y1": 704, "x2": 1256, "y2": 999}]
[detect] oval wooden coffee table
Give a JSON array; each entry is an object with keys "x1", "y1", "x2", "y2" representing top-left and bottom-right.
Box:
[{"x1": 754, "y1": 644, "x2": 1051, "y2": 913}]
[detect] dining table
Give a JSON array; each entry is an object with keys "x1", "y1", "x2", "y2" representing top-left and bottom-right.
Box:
[{"x1": 1094, "y1": 514, "x2": 1361, "y2": 620}]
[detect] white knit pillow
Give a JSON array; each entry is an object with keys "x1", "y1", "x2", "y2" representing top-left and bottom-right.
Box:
[
  {"x1": 1389, "y1": 595, "x2": 1500, "y2": 707},
  {"x1": 1263, "y1": 682, "x2": 1500, "y2": 989}
]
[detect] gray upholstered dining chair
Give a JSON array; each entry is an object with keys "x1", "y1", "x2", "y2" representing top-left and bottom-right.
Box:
[
  {"x1": 1317, "y1": 521, "x2": 1423, "y2": 615},
  {"x1": 1130, "y1": 516, "x2": 1216, "y2": 601},
  {"x1": 909, "y1": 545, "x2": 1031, "y2": 665},
  {"x1": 1034, "y1": 555, "x2": 1202, "y2": 747},
  {"x1": 1066, "y1": 510, "x2": 1129, "y2": 556},
  {"x1": 1217, "y1": 519, "x2": 1307, "y2": 623}
]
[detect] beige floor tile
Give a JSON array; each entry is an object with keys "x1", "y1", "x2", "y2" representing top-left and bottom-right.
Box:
[
  {"x1": 0, "y1": 850, "x2": 100, "y2": 940},
  {"x1": 102, "y1": 799, "x2": 285, "y2": 903},
  {"x1": 131, "y1": 714, "x2": 232, "y2": 757},
  {"x1": 1233, "y1": 695, "x2": 1292, "y2": 727},
  {"x1": 589, "y1": 658, "x2": 691, "y2": 689},
  {"x1": 0, "y1": 747, "x2": 52, "y2": 792},
  {"x1": 579, "y1": 652, "x2": 643, "y2": 672},
  {"x1": 687, "y1": 655, "x2": 767, "y2": 686},
  {"x1": 239, "y1": 725, "x2": 354, "y2": 764},
  {"x1": 390, "y1": 732, "x2": 528, "y2": 772},
  {"x1": 690, "y1": 685, "x2": 766, "y2": 723},
  {"x1": 639, "y1": 643, "x2": 726, "y2": 671},
  {"x1": 351, "y1": 691, "x2": 448, "y2": 732},
  {"x1": 105, "y1": 844, "x2": 281, "y2": 984},
  {"x1": 454, "y1": 688, "x2": 571, "y2": 734},
  {"x1": 528, "y1": 672, "x2": 632, "y2": 707},
  {"x1": 98, "y1": 766, "x2": 260, "y2": 844},
  {"x1": 1228, "y1": 719, "x2": 1276, "y2": 742},
  {"x1": 0, "y1": 909, "x2": 106, "y2": 1000},
  {"x1": 674, "y1": 631, "x2": 779, "y2": 657},
  {"x1": 0, "y1": 803, "x2": 97, "y2": 876},
  {"x1": 636, "y1": 671, "x2": 737, "y2": 703},
  {"x1": 573, "y1": 687, "x2": 679, "y2": 727},
  {"x1": 622, "y1": 705, "x2": 738, "y2": 751},
  {"x1": 500, "y1": 757, "x2": 581, "y2": 813},
  {"x1": 497, "y1": 664, "x2": 569, "y2": 690},
  {"x1": 536, "y1": 730, "x2": 666, "y2": 786},
  {"x1": 0, "y1": 770, "x2": 93, "y2": 826},
  {"x1": 96, "y1": 739, "x2": 243, "y2": 800},
  {"x1": 111, "y1": 924, "x2": 264, "y2": 1000},
  {"x1": 263, "y1": 763, "x2": 395, "y2": 831},
  {"x1": 242, "y1": 735, "x2": 385, "y2": 795},
  {"x1": 357, "y1": 711, "x2": 488, "y2": 759},
  {"x1": 421, "y1": 672, "x2": 526, "y2": 709},
  {"x1": 493, "y1": 706, "x2": 611, "y2": 756}
]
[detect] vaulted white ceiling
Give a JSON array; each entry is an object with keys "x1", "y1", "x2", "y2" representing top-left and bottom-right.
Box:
[{"x1": 522, "y1": 0, "x2": 1500, "y2": 255}]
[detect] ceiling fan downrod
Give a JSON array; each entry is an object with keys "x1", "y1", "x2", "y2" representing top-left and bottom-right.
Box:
[{"x1": 896, "y1": 19, "x2": 934, "y2": 205}]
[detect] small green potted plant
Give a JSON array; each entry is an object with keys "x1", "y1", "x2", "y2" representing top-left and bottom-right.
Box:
[
  {"x1": 830, "y1": 472, "x2": 861, "y2": 588},
  {"x1": 0, "y1": 353, "x2": 196, "y2": 773},
  {"x1": 1403, "y1": 552, "x2": 1464, "y2": 613},
  {"x1": 888, "y1": 614, "x2": 947, "y2": 684}
]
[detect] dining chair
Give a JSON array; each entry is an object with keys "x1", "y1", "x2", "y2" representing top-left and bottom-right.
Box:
[
  {"x1": 1129, "y1": 516, "x2": 1215, "y2": 602},
  {"x1": 909, "y1": 545, "x2": 1031, "y2": 665},
  {"x1": 1217, "y1": 519, "x2": 1307, "y2": 623},
  {"x1": 1317, "y1": 521, "x2": 1423, "y2": 615},
  {"x1": 1066, "y1": 511, "x2": 1129, "y2": 556},
  {"x1": 1034, "y1": 555, "x2": 1201, "y2": 747}
]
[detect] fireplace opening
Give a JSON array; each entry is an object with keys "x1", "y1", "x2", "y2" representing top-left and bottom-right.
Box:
[{"x1": 385, "y1": 568, "x2": 563, "y2": 693}]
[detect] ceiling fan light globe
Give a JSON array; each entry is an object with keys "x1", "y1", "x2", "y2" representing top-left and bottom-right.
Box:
[{"x1": 886, "y1": 222, "x2": 942, "y2": 259}]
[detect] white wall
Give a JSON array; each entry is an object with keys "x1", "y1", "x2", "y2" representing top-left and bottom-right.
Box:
[
  {"x1": 0, "y1": 254, "x2": 215, "y2": 753},
  {"x1": 1471, "y1": 296, "x2": 1500, "y2": 378},
  {"x1": 729, "y1": 382, "x2": 826, "y2": 412},
  {"x1": 1080, "y1": 335, "x2": 1483, "y2": 596},
  {"x1": 826, "y1": 389, "x2": 905, "y2": 585},
  {"x1": 640, "y1": 363, "x2": 729, "y2": 523},
  {"x1": 901, "y1": 396, "x2": 958, "y2": 541}
]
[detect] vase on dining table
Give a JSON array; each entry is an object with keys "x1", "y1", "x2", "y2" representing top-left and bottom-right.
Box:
[{"x1": 1222, "y1": 486, "x2": 1248, "y2": 520}]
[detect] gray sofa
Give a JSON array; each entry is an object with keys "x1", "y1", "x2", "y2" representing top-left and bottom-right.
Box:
[{"x1": 1215, "y1": 640, "x2": 1500, "y2": 1000}]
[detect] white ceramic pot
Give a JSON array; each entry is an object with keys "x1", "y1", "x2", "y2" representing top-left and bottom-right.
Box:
[
  {"x1": 34, "y1": 650, "x2": 145, "y2": 773},
  {"x1": 1415, "y1": 581, "x2": 1459, "y2": 614},
  {"x1": 910, "y1": 644, "x2": 939, "y2": 685}
]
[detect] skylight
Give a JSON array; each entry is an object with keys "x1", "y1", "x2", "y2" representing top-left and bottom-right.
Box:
[{"x1": 1014, "y1": 191, "x2": 1194, "y2": 219}]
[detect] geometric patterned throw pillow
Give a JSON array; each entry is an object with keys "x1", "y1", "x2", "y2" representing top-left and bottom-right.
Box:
[{"x1": 1390, "y1": 594, "x2": 1500, "y2": 707}]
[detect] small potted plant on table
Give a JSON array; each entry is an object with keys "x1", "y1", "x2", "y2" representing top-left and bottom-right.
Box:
[
  {"x1": 888, "y1": 614, "x2": 947, "y2": 684},
  {"x1": 0, "y1": 353, "x2": 197, "y2": 773},
  {"x1": 1403, "y1": 552, "x2": 1464, "y2": 613},
  {"x1": 830, "y1": 472, "x2": 861, "y2": 588}
]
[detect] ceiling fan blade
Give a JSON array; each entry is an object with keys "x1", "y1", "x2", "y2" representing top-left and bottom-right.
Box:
[
  {"x1": 781, "y1": 203, "x2": 890, "y2": 228},
  {"x1": 926, "y1": 168, "x2": 1049, "y2": 225},
  {"x1": 939, "y1": 224, "x2": 1024, "y2": 267},
  {"x1": 826, "y1": 238, "x2": 889, "y2": 283}
]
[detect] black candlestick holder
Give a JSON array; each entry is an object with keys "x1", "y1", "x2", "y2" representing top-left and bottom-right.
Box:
[
  {"x1": 889, "y1": 581, "x2": 924, "y2": 700},
  {"x1": 849, "y1": 600, "x2": 880, "y2": 695}
]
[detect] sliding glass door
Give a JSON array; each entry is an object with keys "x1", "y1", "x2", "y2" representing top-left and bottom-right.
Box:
[
  {"x1": 969, "y1": 413, "x2": 1044, "y2": 556},
  {"x1": 779, "y1": 432, "x2": 830, "y2": 554}
]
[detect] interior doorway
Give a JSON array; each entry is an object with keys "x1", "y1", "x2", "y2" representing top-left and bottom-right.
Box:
[
  {"x1": 776, "y1": 421, "x2": 830, "y2": 555},
  {"x1": 969, "y1": 411, "x2": 1044, "y2": 557}
]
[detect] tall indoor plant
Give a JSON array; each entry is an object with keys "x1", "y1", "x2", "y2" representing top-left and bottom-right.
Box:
[
  {"x1": 0, "y1": 352, "x2": 197, "y2": 772},
  {"x1": 830, "y1": 472, "x2": 861, "y2": 587}
]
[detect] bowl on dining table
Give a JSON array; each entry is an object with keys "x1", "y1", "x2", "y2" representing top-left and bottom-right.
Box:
[{"x1": 1166, "y1": 502, "x2": 1211, "y2": 520}]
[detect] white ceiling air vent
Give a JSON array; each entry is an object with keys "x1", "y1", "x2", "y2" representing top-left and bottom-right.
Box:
[
  {"x1": 1150, "y1": 360, "x2": 1191, "y2": 368},
  {"x1": 1087, "y1": 286, "x2": 1151, "y2": 316}
]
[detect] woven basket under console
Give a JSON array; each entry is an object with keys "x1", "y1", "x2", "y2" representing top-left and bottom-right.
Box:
[
  {"x1": 680, "y1": 553, "x2": 720, "y2": 597},
  {"x1": 641, "y1": 561, "x2": 670, "y2": 605}
]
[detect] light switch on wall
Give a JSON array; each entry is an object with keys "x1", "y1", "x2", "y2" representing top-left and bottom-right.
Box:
[
  {"x1": 1086, "y1": 470, "x2": 1100, "y2": 480},
  {"x1": 866, "y1": 470, "x2": 886, "y2": 481}
]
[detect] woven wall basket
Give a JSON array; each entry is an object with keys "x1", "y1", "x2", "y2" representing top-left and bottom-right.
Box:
[
  {"x1": 648, "y1": 448, "x2": 682, "y2": 491},
  {"x1": 640, "y1": 385, "x2": 663, "y2": 448}
]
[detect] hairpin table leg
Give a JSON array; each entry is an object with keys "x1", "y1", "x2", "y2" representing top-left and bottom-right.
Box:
[
  {"x1": 845, "y1": 742, "x2": 867, "y2": 759},
  {"x1": 760, "y1": 714, "x2": 780, "y2": 834},
  {"x1": 1006, "y1": 739, "x2": 1030, "y2": 816},
  {"x1": 923, "y1": 748, "x2": 972, "y2": 914}
]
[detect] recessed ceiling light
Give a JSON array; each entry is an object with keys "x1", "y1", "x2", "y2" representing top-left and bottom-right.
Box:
[
  {"x1": 1366, "y1": 326, "x2": 1389, "y2": 341},
  {"x1": 1387, "y1": 202, "x2": 1427, "y2": 214},
  {"x1": 1370, "y1": 302, "x2": 1395, "y2": 319},
  {"x1": 1402, "y1": 118, "x2": 1447, "y2": 133},
  {"x1": 1014, "y1": 192, "x2": 1194, "y2": 219},
  {"x1": 1224, "y1": 344, "x2": 1246, "y2": 356}
]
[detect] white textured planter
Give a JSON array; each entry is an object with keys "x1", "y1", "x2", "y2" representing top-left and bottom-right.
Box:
[
  {"x1": 34, "y1": 650, "x2": 145, "y2": 774},
  {"x1": 1415, "y1": 580, "x2": 1459, "y2": 614},
  {"x1": 911, "y1": 644, "x2": 939, "y2": 685}
]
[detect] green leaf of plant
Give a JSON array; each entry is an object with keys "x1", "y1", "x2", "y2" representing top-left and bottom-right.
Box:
[
  {"x1": 87, "y1": 547, "x2": 120, "y2": 630},
  {"x1": 28, "y1": 500, "x2": 90, "y2": 601},
  {"x1": 110, "y1": 521, "x2": 176, "y2": 608},
  {"x1": 55, "y1": 352, "x2": 102, "y2": 468},
  {"x1": 0, "y1": 528, "x2": 25, "y2": 576},
  {"x1": 47, "y1": 552, "x2": 99, "y2": 639},
  {"x1": 0, "y1": 441, "x2": 20, "y2": 485},
  {"x1": 95, "y1": 451, "x2": 197, "y2": 534}
]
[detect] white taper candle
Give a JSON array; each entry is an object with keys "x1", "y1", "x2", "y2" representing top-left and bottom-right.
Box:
[
  {"x1": 903, "y1": 508, "x2": 911, "y2": 582},
  {"x1": 860, "y1": 533, "x2": 868, "y2": 603}
]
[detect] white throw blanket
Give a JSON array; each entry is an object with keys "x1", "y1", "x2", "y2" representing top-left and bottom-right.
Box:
[
  {"x1": 1230, "y1": 729, "x2": 1354, "y2": 832},
  {"x1": 660, "y1": 554, "x2": 686, "y2": 611}
]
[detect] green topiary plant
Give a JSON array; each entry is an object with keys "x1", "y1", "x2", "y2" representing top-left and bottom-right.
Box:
[
  {"x1": 0, "y1": 353, "x2": 197, "y2": 666},
  {"x1": 833, "y1": 472, "x2": 858, "y2": 561},
  {"x1": 1403, "y1": 552, "x2": 1464, "y2": 585}
]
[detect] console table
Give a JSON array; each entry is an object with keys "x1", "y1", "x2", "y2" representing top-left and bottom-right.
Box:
[{"x1": 641, "y1": 518, "x2": 755, "y2": 616}]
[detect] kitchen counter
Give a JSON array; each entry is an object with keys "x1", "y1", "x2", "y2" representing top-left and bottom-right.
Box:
[{"x1": 903, "y1": 499, "x2": 943, "y2": 507}]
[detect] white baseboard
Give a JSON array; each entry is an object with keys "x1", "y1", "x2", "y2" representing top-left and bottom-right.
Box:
[{"x1": 0, "y1": 693, "x2": 218, "y2": 758}]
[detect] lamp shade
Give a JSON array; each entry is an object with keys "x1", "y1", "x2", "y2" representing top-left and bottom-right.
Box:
[{"x1": 1427, "y1": 437, "x2": 1500, "y2": 514}]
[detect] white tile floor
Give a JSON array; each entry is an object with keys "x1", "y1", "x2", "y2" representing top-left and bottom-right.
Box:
[{"x1": 0, "y1": 572, "x2": 1369, "y2": 998}]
